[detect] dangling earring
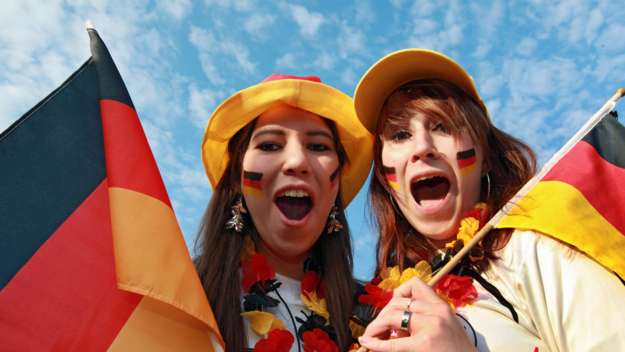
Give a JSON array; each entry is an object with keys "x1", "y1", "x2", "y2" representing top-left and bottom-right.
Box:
[
  {"x1": 484, "y1": 173, "x2": 491, "y2": 201},
  {"x1": 225, "y1": 195, "x2": 247, "y2": 233},
  {"x1": 326, "y1": 205, "x2": 344, "y2": 234}
]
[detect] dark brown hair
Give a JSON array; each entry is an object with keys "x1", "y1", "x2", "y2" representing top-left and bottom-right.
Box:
[
  {"x1": 370, "y1": 79, "x2": 537, "y2": 272},
  {"x1": 194, "y1": 118, "x2": 356, "y2": 351}
]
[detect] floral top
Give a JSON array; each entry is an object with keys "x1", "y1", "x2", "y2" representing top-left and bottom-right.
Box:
[{"x1": 458, "y1": 229, "x2": 625, "y2": 351}]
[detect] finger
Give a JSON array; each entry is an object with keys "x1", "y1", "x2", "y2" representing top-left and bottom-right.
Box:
[
  {"x1": 359, "y1": 335, "x2": 422, "y2": 352},
  {"x1": 394, "y1": 277, "x2": 447, "y2": 305},
  {"x1": 362, "y1": 307, "x2": 422, "y2": 338}
]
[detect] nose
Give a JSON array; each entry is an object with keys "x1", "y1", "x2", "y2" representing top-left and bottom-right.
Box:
[
  {"x1": 282, "y1": 141, "x2": 310, "y2": 175},
  {"x1": 410, "y1": 130, "x2": 438, "y2": 163}
]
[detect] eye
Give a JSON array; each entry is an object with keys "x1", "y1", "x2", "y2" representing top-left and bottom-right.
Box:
[
  {"x1": 432, "y1": 122, "x2": 451, "y2": 134},
  {"x1": 257, "y1": 142, "x2": 281, "y2": 151},
  {"x1": 307, "y1": 143, "x2": 333, "y2": 152},
  {"x1": 391, "y1": 130, "x2": 412, "y2": 142}
]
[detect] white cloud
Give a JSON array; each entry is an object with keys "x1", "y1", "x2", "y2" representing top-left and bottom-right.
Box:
[
  {"x1": 341, "y1": 67, "x2": 356, "y2": 86},
  {"x1": 595, "y1": 24, "x2": 625, "y2": 53},
  {"x1": 276, "y1": 53, "x2": 296, "y2": 70},
  {"x1": 355, "y1": 1, "x2": 375, "y2": 24},
  {"x1": 188, "y1": 25, "x2": 256, "y2": 83},
  {"x1": 203, "y1": 0, "x2": 255, "y2": 11},
  {"x1": 189, "y1": 86, "x2": 222, "y2": 128},
  {"x1": 471, "y1": 1, "x2": 504, "y2": 58},
  {"x1": 287, "y1": 4, "x2": 324, "y2": 37},
  {"x1": 314, "y1": 52, "x2": 335, "y2": 70},
  {"x1": 406, "y1": 2, "x2": 463, "y2": 52},
  {"x1": 244, "y1": 13, "x2": 276, "y2": 37},
  {"x1": 158, "y1": 0, "x2": 192, "y2": 20},
  {"x1": 516, "y1": 37, "x2": 537, "y2": 56},
  {"x1": 410, "y1": 0, "x2": 436, "y2": 16},
  {"x1": 338, "y1": 23, "x2": 365, "y2": 59}
]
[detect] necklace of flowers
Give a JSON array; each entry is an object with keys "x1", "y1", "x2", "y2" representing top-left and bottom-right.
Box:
[
  {"x1": 348, "y1": 203, "x2": 490, "y2": 350},
  {"x1": 240, "y1": 236, "x2": 340, "y2": 352}
]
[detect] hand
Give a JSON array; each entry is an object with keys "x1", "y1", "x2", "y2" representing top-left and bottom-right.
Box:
[{"x1": 358, "y1": 278, "x2": 476, "y2": 352}]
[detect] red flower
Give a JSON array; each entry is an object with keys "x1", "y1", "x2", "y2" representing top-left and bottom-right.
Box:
[
  {"x1": 254, "y1": 329, "x2": 294, "y2": 352},
  {"x1": 434, "y1": 274, "x2": 478, "y2": 308},
  {"x1": 358, "y1": 283, "x2": 392, "y2": 310},
  {"x1": 242, "y1": 253, "x2": 276, "y2": 292},
  {"x1": 462, "y1": 204, "x2": 489, "y2": 229},
  {"x1": 302, "y1": 328, "x2": 339, "y2": 352},
  {"x1": 301, "y1": 271, "x2": 325, "y2": 299}
]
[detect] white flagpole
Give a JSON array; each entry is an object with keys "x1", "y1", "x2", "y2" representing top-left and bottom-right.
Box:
[{"x1": 427, "y1": 87, "x2": 625, "y2": 286}]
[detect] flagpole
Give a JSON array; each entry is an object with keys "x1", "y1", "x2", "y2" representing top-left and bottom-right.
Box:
[{"x1": 427, "y1": 87, "x2": 625, "y2": 286}]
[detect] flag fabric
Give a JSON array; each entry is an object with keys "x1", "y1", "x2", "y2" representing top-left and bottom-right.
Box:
[
  {"x1": 0, "y1": 29, "x2": 223, "y2": 351},
  {"x1": 497, "y1": 112, "x2": 625, "y2": 280}
]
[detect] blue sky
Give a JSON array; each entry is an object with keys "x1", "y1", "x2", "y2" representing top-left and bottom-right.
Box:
[{"x1": 2, "y1": 0, "x2": 624, "y2": 280}]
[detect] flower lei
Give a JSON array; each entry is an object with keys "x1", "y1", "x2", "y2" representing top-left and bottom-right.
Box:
[
  {"x1": 240, "y1": 236, "x2": 339, "y2": 352},
  {"x1": 348, "y1": 203, "x2": 490, "y2": 351}
]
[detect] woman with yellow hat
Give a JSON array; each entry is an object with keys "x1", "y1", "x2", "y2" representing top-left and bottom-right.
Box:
[
  {"x1": 352, "y1": 50, "x2": 625, "y2": 351},
  {"x1": 195, "y1": 74, "x2": 373, "y2": 351}
]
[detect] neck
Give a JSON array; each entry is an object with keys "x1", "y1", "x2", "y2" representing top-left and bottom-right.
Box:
[{"x1": 257, "y1": 243, "x2": 308, "y2": 280}]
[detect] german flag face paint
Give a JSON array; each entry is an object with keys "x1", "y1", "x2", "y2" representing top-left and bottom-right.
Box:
[
  {"x1": 330, "y1": 167, "x2": 340, "y2": 189},
  {"x1": 242, "y1": 171, "x2": 263, "y2": 196},
  {"x1": 457, "y1": 148, "x2": 477, "y2": 176},
  {"x1": 383, "y1": 166, "x2": 400, "y2": 191}
]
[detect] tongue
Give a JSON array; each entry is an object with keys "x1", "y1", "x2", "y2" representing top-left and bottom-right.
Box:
[
  {"x1": 276, "y1": 197, "x2": 312, "y2": 220},
  {"x1": 413, "y1": 178, "x2": 449, "y2": 208}
]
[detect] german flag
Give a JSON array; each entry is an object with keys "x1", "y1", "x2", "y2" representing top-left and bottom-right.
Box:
[
  {"x1": 497, "y1": 112, "x2": 625, "y2": 279},
  {"x1": 0, "y1": 29, "x2": 223, "y2": 350}
]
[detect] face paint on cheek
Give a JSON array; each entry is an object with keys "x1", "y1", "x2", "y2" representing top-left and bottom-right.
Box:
[
  {"x1": 457, "y1": 148, "x2": 477, "y2": 176},
  {"x1": 383, "y1": 166, "x2": 400, "y2": 191},
  {"x1": 242, "y1": 171, "x2": 263, "y2": 196},
  {"x1": 329, "y1": 167, "x2": 340, "y2": 188}
]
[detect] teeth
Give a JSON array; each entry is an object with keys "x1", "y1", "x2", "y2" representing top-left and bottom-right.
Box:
[
  {"x1": 280, "y1": 189, "x2": 310, "y2": 197},
  {"x1": 416, "y1": 176, "x2": 437, "y2": 182}
]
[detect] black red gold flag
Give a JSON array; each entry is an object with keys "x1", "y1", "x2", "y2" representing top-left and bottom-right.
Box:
[
  {"x1": 497, "y1": 112, "x2": 625, "y2": 279},
  {"x1": 0, "y1": 28, "x2": 223, "y2": 350}
]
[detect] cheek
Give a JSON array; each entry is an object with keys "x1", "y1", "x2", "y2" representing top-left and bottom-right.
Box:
[
  {"x1": 456, "y1": 148, "x2": 478, "y2": 177},
  {"x1": 241, "y1": 152, "x2": 271, "y2": 197},
  {"x1": 380, "y1": 143, "x2": 410, "y2": 167},
  {"x1": 329, "y1": 166, "x2": 340, "y2": 189}
]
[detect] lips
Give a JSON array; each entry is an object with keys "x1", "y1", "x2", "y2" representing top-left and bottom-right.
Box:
[
  {"x1": 275, "y1": 189, "x2": 313, "y2": 220},
  {"x1": 410, "y1": 175, "x2": 450, "y2": 208}
]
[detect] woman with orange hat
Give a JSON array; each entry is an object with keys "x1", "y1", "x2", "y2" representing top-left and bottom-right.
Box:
[
  {"x1": 352, "y1": 49, "x2": 625, "y2": 351},
  {"x1": 194, "y1": 74, "x2": 373, "y2": 351}
]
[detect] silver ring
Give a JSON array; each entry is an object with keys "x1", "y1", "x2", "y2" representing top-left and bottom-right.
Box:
[{"x1": 400, "y1": 310, "x2": 412, "y2": 331}]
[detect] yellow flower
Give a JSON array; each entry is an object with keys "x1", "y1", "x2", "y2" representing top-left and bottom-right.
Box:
[
  {"x1": 413, "y1": 260, "x2": 433, "y2": 282},
  {"x1": 457, "y1": 216, "x2": 479, "y2": 244},
  {"x1": 379, "y1": 261, "x2": 433, "y2": 290},
  {"x1": 241, "y1": 310, "x2": 285, "y2": 335},
  {"x1": 378, "y1": 266, "x2": 401, "y2": 290},
  {"x1": 300, "y1": 292, "x2": 330, "y2": 320}
]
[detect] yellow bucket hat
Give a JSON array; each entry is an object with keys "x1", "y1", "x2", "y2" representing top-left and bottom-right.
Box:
[
  {"x1": 202, "y1": 74, "x2": 373, "y2": 205},
  {"x1": 354, "y1": 48, "x2": 487, "y2": 133}
]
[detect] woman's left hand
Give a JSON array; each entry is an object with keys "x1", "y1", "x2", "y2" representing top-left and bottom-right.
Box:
[{"x1": 358, "y1": 277, "x2": 476, "y2": 352}]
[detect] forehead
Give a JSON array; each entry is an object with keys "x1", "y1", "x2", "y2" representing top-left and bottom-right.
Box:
[{"x1": 254, "y1": 104, "x2": 330, "y2": 133}]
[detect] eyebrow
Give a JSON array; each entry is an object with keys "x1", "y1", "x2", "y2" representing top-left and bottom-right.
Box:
[{"x1": 252, "y1": 129, "x2": 333, "y2": 140}]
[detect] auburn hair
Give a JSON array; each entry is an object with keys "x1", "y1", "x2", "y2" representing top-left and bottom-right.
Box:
[
  {"x1": 195, "y1": 118, "x2": 356, "y2": 351},
  {"x1": 369, "y1": 79, "x2": 537, "y2": 273}
]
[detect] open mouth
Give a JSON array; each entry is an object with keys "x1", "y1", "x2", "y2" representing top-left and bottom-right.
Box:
[
  {"x1": 275, "y1": 189, "x2": 313, "y2": 220},
  {"x1": 410, "y1": 176, "x2": 450, "y2": 208}
]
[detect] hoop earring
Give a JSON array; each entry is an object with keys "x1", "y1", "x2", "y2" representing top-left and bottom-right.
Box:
[
  {"x1": 484, "y1": 173, "x2": 491, "y2": 201},
  {"x1": 326, "y1": 205, "x2": 344, "y2": 234},
  {"x1": 225, "y1": 195, "x2": 247, "y2": 233}
]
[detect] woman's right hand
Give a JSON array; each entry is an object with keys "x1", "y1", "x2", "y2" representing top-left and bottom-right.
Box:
[{"x1": 358, "y1": 278, "x2": 476, "y2": 352}]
